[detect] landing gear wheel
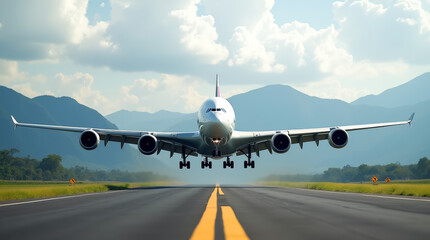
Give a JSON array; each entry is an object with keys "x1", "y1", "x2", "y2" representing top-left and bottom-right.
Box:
[
  {"x1": 209, "y1": 161, "x2": 212, "y2": 169},
  {"x1": 251, "y1": 160, "x2": 255, "y2": 168},
  {"x1": 231, "y1": 161, "x2": 234, "y2": 168},
  {"x1": 179, "y1": 161, "x2": 183, "y2": 169},
  {"x1": 201, "y1": 161, "x2": 205, "y2": 169},
  {"x1": 186, "y1": 161, "x2": 191, "y2": 169},
  {"x1": 244, "y1": 161, "x2": 248, "y2": 168},
  {"x1": 223, "y1": 161, "x2": 226, "y2": 168}
]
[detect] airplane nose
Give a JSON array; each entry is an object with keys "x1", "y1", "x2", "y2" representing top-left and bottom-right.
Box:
[{"x1": 207, "y1": 114, "x2": 228, "y2": 136}]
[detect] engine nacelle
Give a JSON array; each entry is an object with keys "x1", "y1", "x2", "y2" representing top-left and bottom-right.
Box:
[
  {"x1": 328, "y1": 128, "x2": 349, "y2": 149},
  {"x1": 79, "y1": 130, "x2": 100, "y2": 150},
  {"x1": 138, "y1": 134, "x2": 158, "y2": 155},
  {"x1": 271, "y1": 133, "x2": 291, "y2": 153}
]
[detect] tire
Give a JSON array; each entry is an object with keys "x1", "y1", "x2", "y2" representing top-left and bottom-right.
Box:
[
  {"x1": 251, "y1": 161, "x2": 255, "y2": 168},
  {"x1": 244, "y1": 161, "x2": 247, "y2": 168},
  {"x1": 223, "y1": 161, "x2": 226, "y2": 168},
  {"x1": 231, "y1": 161, "x2": 234, "y2": 168},
  {"x1": 201, "y1": 161, "x2": 205, "y2": 169},
  {"x1": 186, "y1": 161, "x2": 190, "y2": 169},
  {"x1": 209, "y1": 162, "x2": 212, "y2": 169},
  {"x1": 179, "y1": 161, "x2": 183, "y2": 169}
]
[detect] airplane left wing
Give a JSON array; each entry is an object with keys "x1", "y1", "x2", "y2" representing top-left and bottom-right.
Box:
[
  {"x1": 11, "y1": 115, "x2": 200, "y2": 157},
  {"x1": 234, "y1": 113, "x2": 415, "y2": 157}
]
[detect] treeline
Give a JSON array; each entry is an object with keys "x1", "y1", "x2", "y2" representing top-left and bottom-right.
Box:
[
  {"x1": 265, "y1": 157, "x2": 430, "y2": 183},
  {"x1": 0, "y1": 149, "x2": 170, "y2": 182}
]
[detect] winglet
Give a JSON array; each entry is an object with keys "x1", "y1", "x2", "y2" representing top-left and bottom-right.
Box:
[
  {"x1": 215, "y1": 74, "x2": 220, "y2": 97},
  {"x1": 11, "y1": 115, "x2": 18, "y2": 130},
  {"x1": 408, "y1": 113, "x2": 415, "y2": 126}
]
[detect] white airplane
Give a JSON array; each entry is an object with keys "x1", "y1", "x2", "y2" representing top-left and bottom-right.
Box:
[{"x1": 11, "y1": 75, "x2": 414, "y2": 169}]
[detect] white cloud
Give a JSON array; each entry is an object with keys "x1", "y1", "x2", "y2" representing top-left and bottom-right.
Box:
[
  {"x1": 0, "y1": 60, "x2": 26, "y2": 84},
  {"x1": 100, "y1": 2, "x2": 105, "y2": 8},
  {"x1": 170, "y1": 0, "x2": 229, "y2": 64},
  {"x1": 118, "y1": 74, "x2": 209, "y2": 113},
  {"x1": 0, "y1": 0, "x2": 101, "y2": 61},
  {"x1": 10, "y1": 83, "x2": 41, "y2": 98},
  {"x1": 334, "y1": 0, "x2": 430, "y2": 63},
  {"x1": 53, "y1": 72, "x2": 110, "y2": 112},
  {"x1": 69, "y1": 0, "x2": 230, "y2": 72},
  {"x1": 2, "y1": 0, "x2": 430, "y2": 113}
]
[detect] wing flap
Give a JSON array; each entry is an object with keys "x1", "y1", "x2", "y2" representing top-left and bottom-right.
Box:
[{"x1": 159, "y1": 141, "x2": 198, "y2": 157}]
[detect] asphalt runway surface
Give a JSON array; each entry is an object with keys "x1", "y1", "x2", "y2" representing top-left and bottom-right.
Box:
[{"x1": 1, "y1": 185, "x2": 430, "y2": 240}]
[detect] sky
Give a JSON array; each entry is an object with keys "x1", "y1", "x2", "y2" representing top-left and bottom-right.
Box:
[{"x1": 1, "y1": 0, "x2": 430, "y2": 115}]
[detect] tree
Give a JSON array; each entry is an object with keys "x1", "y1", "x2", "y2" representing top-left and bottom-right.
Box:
[{"x1": 39, "y1": 154, "x2": 65, "y2": 180}]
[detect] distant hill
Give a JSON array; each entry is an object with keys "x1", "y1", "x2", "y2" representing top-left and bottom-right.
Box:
[
  {"x1": 0, "y1": 86, "x2": 169, "y2": 173},
  {"x1": 106, "y1": 110, "x2": 194, "y2": 131},
  {"x1": 352, "y1": 72, "x2": 430, "y2": 108}
]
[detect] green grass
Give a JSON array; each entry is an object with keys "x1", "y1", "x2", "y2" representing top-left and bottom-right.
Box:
[
  {"x1": 0, "y1": 181, "x2": 178, "y2": 201},
  {"x1": 260, "y1": 180, "x2": 430, "y2": 197}
]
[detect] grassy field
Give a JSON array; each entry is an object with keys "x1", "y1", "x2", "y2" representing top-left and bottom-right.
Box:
[
  {"x1": 261, "y1": 180, "x2": 430, "y2": 197},
  {"x1": 0, "y1": 180, "x2": 177, "y2": 201}
]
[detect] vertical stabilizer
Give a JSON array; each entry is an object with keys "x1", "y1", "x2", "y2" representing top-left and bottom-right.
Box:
[{"x1": 215, "y1": 74, "x2": 220, "y2": 97}]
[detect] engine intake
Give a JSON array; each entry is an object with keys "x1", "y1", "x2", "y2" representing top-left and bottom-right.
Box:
[
  {"x1": 138, "y1": 134, "x2": 158, "y2": 155},
  {"x1": 328, "y1": 128, "x2": 348, "y2": 148},
  {"x1": 271, "y1": 133, "x2": 291, "y2": 153},
  {"x1": 79, "y1": 130, "x2": 100, "y2": 150}
]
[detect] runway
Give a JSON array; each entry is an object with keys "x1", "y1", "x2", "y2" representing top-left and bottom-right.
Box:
[{"x1": 1, "y1": 185, "x2": 429, "y2": 240}]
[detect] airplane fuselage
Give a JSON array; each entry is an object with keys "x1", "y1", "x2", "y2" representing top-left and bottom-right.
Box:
[{"x1": 197, "y1": 97, "x2": 236, "y2": 159}]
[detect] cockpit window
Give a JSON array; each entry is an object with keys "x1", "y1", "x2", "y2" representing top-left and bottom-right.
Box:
[{"x1": 206, "y1": 108, "x2": 227, "y2": 113}]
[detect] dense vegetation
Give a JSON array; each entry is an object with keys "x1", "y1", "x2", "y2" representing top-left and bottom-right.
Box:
[
  {"x1": 265, "y1": 157, "x2": 430, "y2": 183},
  {"x1": 0, "y1": 149, "x2": 169, "y2": 182}
]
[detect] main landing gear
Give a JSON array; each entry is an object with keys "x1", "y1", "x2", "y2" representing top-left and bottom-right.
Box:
[
  {"x1": 179, "y1": 147, "x2": 191, "y2": 169},
  {"x1": 243, "y1": 145, "x2": 255, "y2": 169},
  {"x1": 201, "y1": 157, "x2": 212, "y2": 169},
  {"x1": 223, "y1": 157, "x2": 234, "y2": 168},
  {"x1": 179, "y1": 160, "x2": 190, "y2": 169}
]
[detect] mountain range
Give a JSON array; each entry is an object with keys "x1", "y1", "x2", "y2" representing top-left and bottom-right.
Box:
[
  {"x1": 1, "y1": 72, "x2": 429, "y2": 183},
  {"x1": 352, "y1": 72, "x2": 430, "y2": 108},
  {"x1": 0, "y1": 86, "x2": 168, "y2": 173}
]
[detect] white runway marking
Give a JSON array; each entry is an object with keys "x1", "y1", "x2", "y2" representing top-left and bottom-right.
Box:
[
  {"x1": 0, "y1": 190, "x2": 126, "y2": 208},
  {"x1": 289, "y1": 187, "x2": 430, "y2": 202}
]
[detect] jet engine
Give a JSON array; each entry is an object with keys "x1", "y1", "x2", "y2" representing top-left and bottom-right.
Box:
[
  {"x1": 328, "y1": 128, "x2": 348, "y2": 148},
  {"x1": 138, "y1": 134, "x2": 158, "y2": 155},
  {"x1": 79, "y1": 130, "x2": 100, "y2": 150},
  {"x1": 271, "y1": 133, "x2": 291, "y2": 153}
]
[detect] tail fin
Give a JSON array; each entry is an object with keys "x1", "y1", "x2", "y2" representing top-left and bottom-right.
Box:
[{"x1": 215, "y1": 74, "x2": 220, "y2": 97}]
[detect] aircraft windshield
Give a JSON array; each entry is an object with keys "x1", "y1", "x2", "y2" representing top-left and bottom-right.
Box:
[{"x1": 206, "y1": 108, "x2": 226, "y2": 113}]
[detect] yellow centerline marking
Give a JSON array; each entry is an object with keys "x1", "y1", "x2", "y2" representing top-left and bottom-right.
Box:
[
  {"x1": 191, "y1": 185, "x2": 249, "y2": 240},
  {"x1": 190, "y1": 187, "x2": 218, "y2": 240},
  {"x1": 221, "y1": 206, "x2": 250, "y2": 240},
  {"x1": 217, "y1": 184, "x2": 224, "y2": 195}
]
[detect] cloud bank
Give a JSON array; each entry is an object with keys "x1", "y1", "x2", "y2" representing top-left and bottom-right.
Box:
[{"x1": 1, "y1": 0, "x2": 430, "y2": 114}]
